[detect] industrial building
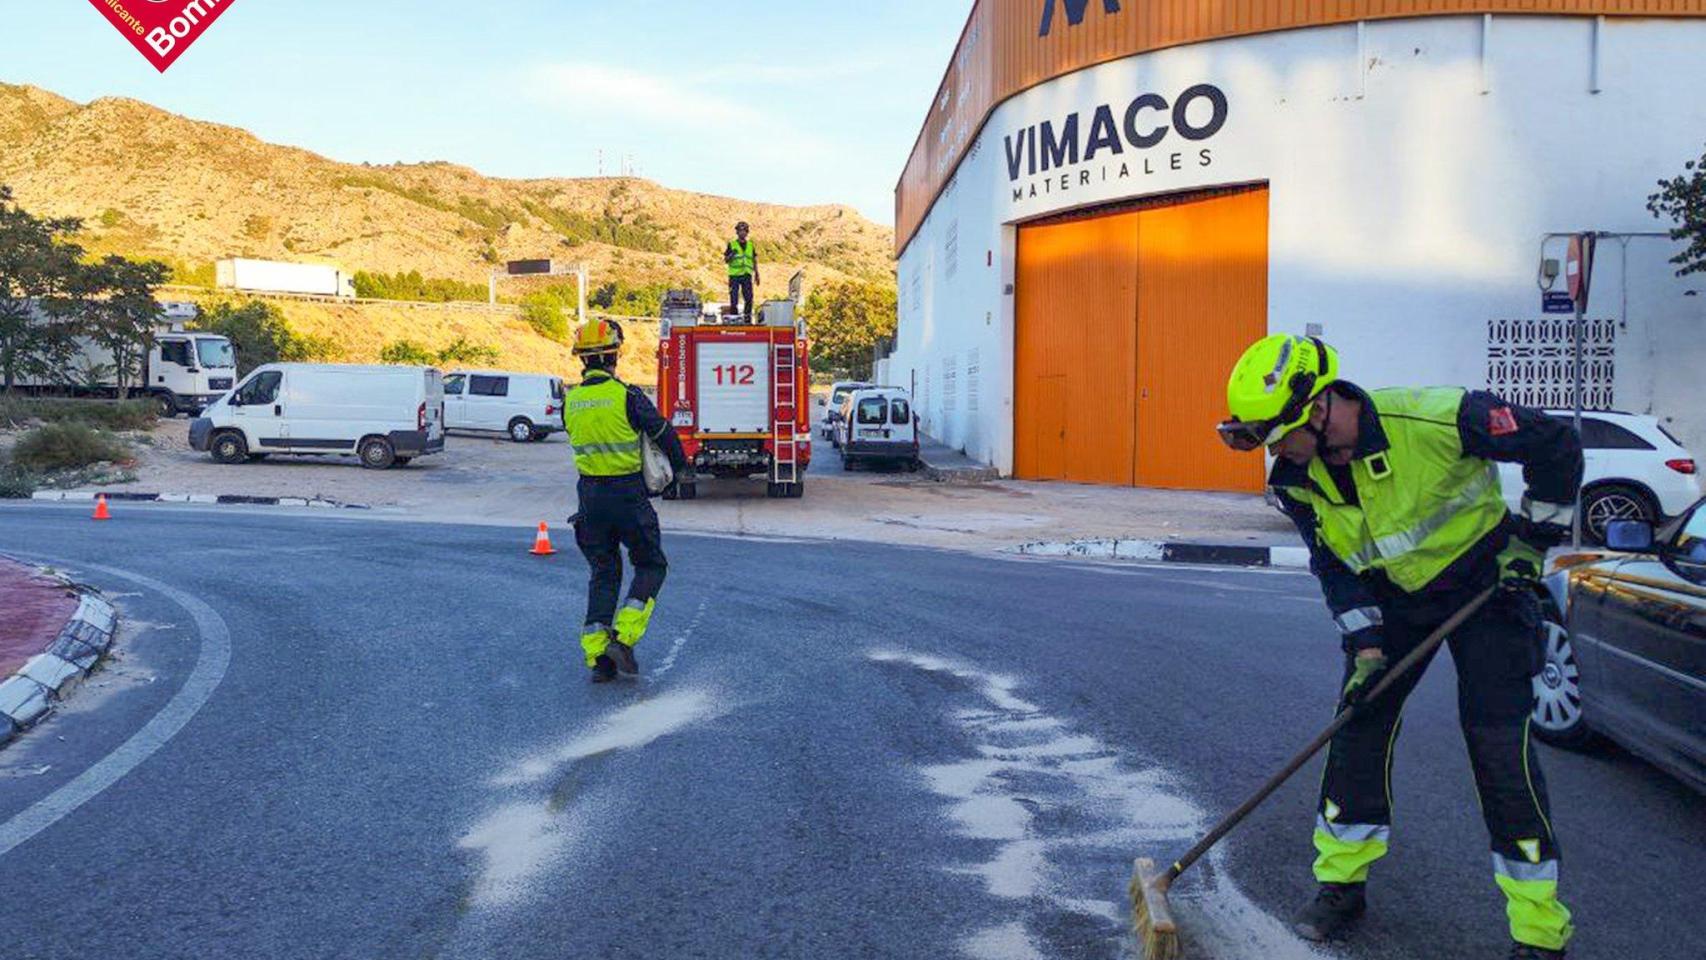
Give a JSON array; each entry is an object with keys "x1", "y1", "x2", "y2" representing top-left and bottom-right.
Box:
[{"x1": 886, "y1": 1, "x2": 1706, "y2": 492}]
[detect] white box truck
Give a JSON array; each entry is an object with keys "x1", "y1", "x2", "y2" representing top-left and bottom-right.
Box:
[
  {"x1": 215, "y1": 258, "x2": 357, "y2": 299},
  {"x1": 14, "y1": 301, "x2": 239, "y2": 417},
  {"x1": 190, "y1": 363, "x2": 445, "y2": 469}
]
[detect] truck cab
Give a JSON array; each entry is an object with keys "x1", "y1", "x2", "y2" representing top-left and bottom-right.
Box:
[{"x1": 151, "y1": 331, "x2": 238, "y2": 417}]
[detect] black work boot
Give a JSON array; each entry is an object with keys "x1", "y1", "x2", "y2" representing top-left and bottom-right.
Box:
[
  {"x1": 1509, "y1": 943, "x2": 1566, "y2": 959},
  {"x1": 589, "y1": 655, "x2": 618, "y2": 683},
  {"x1": 1292, "y1": 882, "x2": 1367, "y2": 941},
  {"x1": 606, "y1": 639, "x2": 639, "y2": 676}
]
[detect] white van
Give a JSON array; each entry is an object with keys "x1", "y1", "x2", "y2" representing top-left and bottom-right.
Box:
[
  {"x1": 835, "y1": 387, "x2": 919, "y2": 471},
  {"x1": 819, "y1": 380, "x2": 871, "y2": 443},
  {"x1": 190, "y1": 363, "x2": 445, "y2": 469},
  {"x1": 442, "y1": 369, "x2": 565, "y2": 442}
]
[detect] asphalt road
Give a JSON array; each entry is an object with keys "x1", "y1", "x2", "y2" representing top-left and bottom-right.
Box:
[{"x1": 0, "y1": 504, "x2": 1700, "y2": 960}]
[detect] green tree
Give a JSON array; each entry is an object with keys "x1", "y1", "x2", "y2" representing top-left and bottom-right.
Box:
[
  {"x1": 804, "y1": 279, "x2": 898, "y2": 379},
  {"x1": 0, "y1": 186, "x2": 86, "y2": 391},
  {"x1": 520, "y1": 289, "x2": 573, "y2": 342},
  {"x1": 1648, "y1": 142, "x2": 1706, "y2": 277},
  {"x1": 74, "y1": 255, "x2": 169, "y2": 395},
  {"x1": 434, "y1": 336, "x2": 499, "y2": 366},
  {"x1": 380, "y1": 339, "x2": 436, "y2": 365}
]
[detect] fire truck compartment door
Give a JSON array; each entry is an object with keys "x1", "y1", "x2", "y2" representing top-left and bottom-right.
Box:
[{"x1": 695, "y1": 341, "x2": 772, "y2": 433}]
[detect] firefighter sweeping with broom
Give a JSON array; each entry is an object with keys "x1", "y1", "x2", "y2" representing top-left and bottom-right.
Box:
[
  {"x1": 1130, "y1": 334, "x2": 1581, "y2": 960},
  {"x1": 563, "y1": 318, "x2": 688, "y2": 683}
]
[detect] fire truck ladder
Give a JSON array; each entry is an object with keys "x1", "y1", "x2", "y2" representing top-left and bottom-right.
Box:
[{"x1": 771, "y1": 339, "x2": 798, "y2": 485}]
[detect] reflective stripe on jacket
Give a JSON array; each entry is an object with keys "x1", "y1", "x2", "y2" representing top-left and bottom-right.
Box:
[
  {"x1": 1276, "y1": 387, "x2": 1510, "y2": 594},
  {"x1": 565, "y1": 373, "x2": 642, "y2": 477},
  {"x1": 726, "y1": 239, "x2": 756, "y2": 277}
]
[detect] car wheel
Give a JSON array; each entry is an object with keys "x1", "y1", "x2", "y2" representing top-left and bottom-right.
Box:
[
  {"x1": 1581, "y1": 484, "x2": 1657, "y2": 545},
  {"x1": 508, "y1": 418, "x2": 535, "y2": 443},
  {"x1": 211, "y1": 431, "x2": 247, "y2": 464},
  {"x1": 1531, "y1": 607, "x2": 1593, "y2": 749},
  {"x1": 359, "y1": 436, "x2": 397, "y2": 470},
  {"x1": 841, "y1": 454, "x2": 853, "y2": 472}
]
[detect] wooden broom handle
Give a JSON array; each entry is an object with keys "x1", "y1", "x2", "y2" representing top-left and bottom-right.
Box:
[{"x1": 1162, "y1": 586, "x2": 1498, "y2": 884}]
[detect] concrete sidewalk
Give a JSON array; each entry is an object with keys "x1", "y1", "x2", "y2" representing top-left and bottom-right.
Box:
[{"x1": 917, "y1": 436, "x2": 1000, "y2": 484}]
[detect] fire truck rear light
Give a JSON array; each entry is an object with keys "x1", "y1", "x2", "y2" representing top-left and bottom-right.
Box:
[{"x1": 1666, "y1": 458, "x2": 1696, "y2": 475}]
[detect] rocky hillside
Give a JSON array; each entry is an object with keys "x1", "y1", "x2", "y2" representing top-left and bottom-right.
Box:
[{"x1": 0, "y1": 83, "x2": 894, "y2": 297}]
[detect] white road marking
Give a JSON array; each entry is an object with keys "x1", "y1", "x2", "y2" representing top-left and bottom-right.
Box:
[
  {"x1": 0, "y1": 559, "x2": 231, "y2": 859},
  {"x1": 870, "y1": 649, "x2": 1329, "y2": 960},
  {"x1": 650, "y1": 597, "x2": 710, "y2": 679}
]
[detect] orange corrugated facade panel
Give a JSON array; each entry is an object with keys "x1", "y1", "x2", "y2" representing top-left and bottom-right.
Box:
[{"x1": 896, "y1": 0, "x2": 1706, "y2": 255}]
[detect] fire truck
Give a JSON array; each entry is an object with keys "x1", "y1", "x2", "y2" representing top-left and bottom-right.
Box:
[{"x1": 656, "y1": 278, "x2": 811, "y2": 500}]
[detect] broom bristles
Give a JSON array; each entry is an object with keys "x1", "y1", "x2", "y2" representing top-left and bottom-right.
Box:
[{"x1": 1130, "y1": 858, "x2": 1180, "y2": 960}]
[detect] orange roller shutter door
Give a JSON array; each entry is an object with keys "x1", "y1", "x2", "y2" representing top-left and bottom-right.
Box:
[
  {"x1": 1014, "y1": 185, "x2": 1268, "y2": 492},
  {"x1": 1134, "y1": 187, "x2": 1269, "y2": 493},
  {"x1": 1014, "y1": 210, "x2": 1139, "y2": 485}
]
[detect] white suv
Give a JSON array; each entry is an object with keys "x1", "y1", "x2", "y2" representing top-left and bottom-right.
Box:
[{"x1": 1498, "y1": 411, "x2": 1699, "y2": 543}]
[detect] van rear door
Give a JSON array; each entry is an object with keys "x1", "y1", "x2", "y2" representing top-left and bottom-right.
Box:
[{"x1": 424, "y1": 369, "x2": 444, "y2": 440}]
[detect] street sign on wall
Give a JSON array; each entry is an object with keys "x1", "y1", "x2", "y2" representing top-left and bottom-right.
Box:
[{"x1": 1542, "y1": 291, "x2": 1576, "y2": 314}]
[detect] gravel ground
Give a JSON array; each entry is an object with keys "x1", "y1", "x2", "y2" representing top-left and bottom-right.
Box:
[{"x1": 80, "y1": 418, "x2": 1296, "y2": 552}]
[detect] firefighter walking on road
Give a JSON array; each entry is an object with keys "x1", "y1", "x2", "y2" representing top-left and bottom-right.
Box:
[
  {"x1": 563, "y1": 319, "x2": 689, "y2": 683},
  {"x1": 1217, "y1": 335, "x2": 1582, "y2": 959},
  {"x1": 724, "y1": 220, "x2": 760, "y2": 318}
]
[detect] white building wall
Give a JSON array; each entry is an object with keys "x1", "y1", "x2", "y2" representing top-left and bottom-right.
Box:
[{"x1": 892, "y1": 15, "x2": 1706, "y2": 476}]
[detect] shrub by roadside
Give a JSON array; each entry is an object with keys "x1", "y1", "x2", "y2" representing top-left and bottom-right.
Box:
[
  {"x1": 11, "y1": 423, "x2": 134, "y2": 473},
  {"x1": 0, "y1": 455, "x2": 34, "y2": 499},
  {"x1": 0, "y1": 397, "x2": 158, "y2": 432}
]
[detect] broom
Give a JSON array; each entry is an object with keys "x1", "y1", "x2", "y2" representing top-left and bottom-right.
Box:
[{"x1": 1131, "y1": 586, "x2": 1497, "y2": 960}]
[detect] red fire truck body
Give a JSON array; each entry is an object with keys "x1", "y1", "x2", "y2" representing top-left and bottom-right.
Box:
[{"x1": 656, "y1": 294, "x2": 811, "y2": 499}]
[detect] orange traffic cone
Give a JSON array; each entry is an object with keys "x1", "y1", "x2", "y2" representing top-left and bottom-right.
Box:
[
  {"x1": 530, "y1": 522, "x2": 557, "y2": 556},
  {"x1": 92, "y1": 495, "x2": 112, "y2": 521}
]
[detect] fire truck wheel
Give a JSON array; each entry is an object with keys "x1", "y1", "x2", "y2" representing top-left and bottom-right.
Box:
[
  {"x1": 841, "y1": 455, "x2": 854, "y2": 472},
  {"x1": 786, "y1": 480, "x2": 805, "y2": 499},
  {"x1": 679, "y1": 483, "x2": 697, "y2": 500},
  {"x1": 766, "y1": 482, "x2": 782, "y2": 498}
]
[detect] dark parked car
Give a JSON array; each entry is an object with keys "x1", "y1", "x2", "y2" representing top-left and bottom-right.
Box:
[{"x1": 1534, "y1": 496, "x2": 1706, "y2": 792}]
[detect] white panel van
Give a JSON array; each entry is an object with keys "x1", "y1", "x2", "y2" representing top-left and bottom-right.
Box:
[
  {"x1": 442, "y1": 369, "x2": 565, "y2": 442},
  {"x1": 190, "y1": 363, "x2": 445, "y2": 469},
  {"x1": 835, "y1": 387, "x2": 920, "y2": 471}
]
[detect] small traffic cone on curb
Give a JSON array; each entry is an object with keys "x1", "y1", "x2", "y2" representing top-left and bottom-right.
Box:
[
  {"x1": 530, "y1": 522, "x2": 557, "y2": 556},
  {"x1": 92, "y1": 495, "x2": 112, "y2": 521}
]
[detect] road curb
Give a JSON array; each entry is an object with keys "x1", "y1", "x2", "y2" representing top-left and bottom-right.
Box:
[
  {"x1": 0, "y1": 560, "x2": 119, "y2": 747},
  {"x1": 29, "y1": 491, "x2": 371, "y2": 510},
  {"x1": 1011, "y1": 538, "x2": 1311, "y2": 569}
]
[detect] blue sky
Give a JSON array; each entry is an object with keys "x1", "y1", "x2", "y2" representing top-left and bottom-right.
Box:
[{"x1": 5, "y1": 1, "x2": 972, "y2": 225}]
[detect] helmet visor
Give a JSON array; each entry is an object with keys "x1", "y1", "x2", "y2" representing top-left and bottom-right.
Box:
[{"x1": 1217, "y1": 418, "x2": 1276, "y2": 451}]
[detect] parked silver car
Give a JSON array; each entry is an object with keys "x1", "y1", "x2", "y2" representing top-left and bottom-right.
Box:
[{"x1": 1534, "y1": 497, "x2": 1706, "y2": 793}]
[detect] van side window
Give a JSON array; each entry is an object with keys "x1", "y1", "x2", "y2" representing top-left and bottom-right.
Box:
[
  {"x1": 236, "y1": 371, "x2": 281, "y2": 405},
  {"x1": 891, "y1": 398, "x2": 911, "y2": 423},
  {"x1": 470, "y1": 375, "x2": 509, "y2": 397},
  {"x1": 856, "y1": 397, "x2": 888, "y2": 425},
  {"x1": 443, "y1": 374, "x2": 466, "y2": 396},
  {"x1": 158, "y1": 340, "x2": 191, "y2": 366}
]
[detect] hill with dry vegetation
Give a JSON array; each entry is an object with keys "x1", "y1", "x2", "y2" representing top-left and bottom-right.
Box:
[{"x1": 0, "y1": 82, "x2": 894, "y2": 298}]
